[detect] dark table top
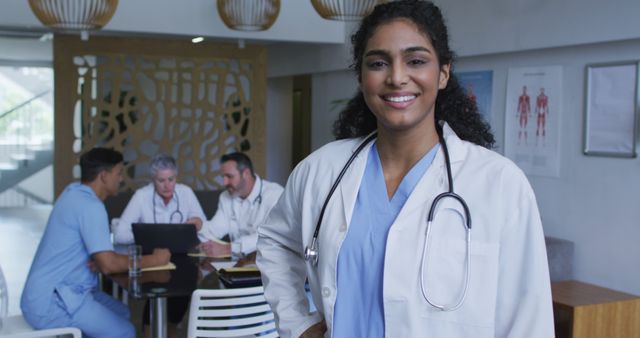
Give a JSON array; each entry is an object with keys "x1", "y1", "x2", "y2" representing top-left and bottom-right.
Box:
[{"x1": 107, "y1": 254, "x2": 227, "y2": 299}]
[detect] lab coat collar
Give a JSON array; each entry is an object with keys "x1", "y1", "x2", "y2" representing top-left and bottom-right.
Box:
[
  {"x1": 339, "y1": 133, "x2": 376, "y2": 225},
  {"x1": 151, "y1": 183, "x2": 178, "y2": 207},
  {"x1": 245, "y1": 174, "x2": 263, "y2": 204},
  {"x1": 440, "y1": 122, "x2": 467, "y2": 165},
  {"x1": 337, "y1": 124, "x2": 467, "y2": 227}
]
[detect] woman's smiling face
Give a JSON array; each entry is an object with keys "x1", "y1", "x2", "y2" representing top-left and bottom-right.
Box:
[{"x1": 360, "y1": 18, "x2": 450, "y2": 134}]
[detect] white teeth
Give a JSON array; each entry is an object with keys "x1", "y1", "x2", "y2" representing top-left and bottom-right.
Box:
[{"x1": 385, "y1": 95, "x2": 415, "y2": 102}]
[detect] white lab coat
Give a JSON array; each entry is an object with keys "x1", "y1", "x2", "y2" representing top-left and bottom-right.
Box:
[
  {"x1": 200, "y1": 176, "x2": 284, "y2": 254},
  {"x1": 113, "y1": 183, "x2": 206, "y2": 244},
  {"x1": 256, "y1": 124, "x2": 554, "y2": 338}
]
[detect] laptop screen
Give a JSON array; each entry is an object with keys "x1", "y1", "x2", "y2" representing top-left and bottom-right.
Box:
[{"x1": 132, "y1": 223, "x2": 199, "y2": 254}]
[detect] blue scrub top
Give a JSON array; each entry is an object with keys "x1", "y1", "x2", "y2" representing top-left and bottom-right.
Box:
[
  {"x1": 333, "y1": 143, "x2": 439, "y2": 337},
  {"x1": 21, "y1": 182, "x2": 113, "y2": 317}
]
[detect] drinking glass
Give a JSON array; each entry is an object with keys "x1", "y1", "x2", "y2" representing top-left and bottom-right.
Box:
[{"x1": 128, "y1": 244, "x2": 142, "y2": 277}]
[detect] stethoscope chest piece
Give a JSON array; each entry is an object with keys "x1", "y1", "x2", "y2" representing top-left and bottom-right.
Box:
[{"x1": 304, "y1": 237, "x2": 319, "y2": 266}]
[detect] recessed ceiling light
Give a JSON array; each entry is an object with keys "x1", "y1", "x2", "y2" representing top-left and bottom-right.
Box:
[{"x1": 192, "y1": 36, "x2": 204, "y2": 43}]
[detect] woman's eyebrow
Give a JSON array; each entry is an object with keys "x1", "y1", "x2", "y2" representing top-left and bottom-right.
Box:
[
  {"x1": 364, "y1": 46, "x2": 432, "y2": 57},
  {"x1": 404, "y1": 46, "x2": 431, "y2": 54},
  {"x1": 364, "y1": 49, "x2": 388, "y2": 58}
]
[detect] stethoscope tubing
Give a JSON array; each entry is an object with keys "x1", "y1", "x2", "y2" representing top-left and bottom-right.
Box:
[
  {"x1": 305, "y1": 122, "x2": 472, "y2": 311},
  {"x1": 304, "y1": 132, "x2": 377, "y2": 266},
  {"x1": 152, "y1": 188, "x2": 183, "y2": 223},
  {"x1": 420, "y1": 218, "x2": 471, "y2": 311}
]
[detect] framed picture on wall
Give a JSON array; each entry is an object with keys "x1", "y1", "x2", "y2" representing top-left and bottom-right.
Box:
[{"x1": 584, "y1": 61, "x2": 639, "y2": 157}]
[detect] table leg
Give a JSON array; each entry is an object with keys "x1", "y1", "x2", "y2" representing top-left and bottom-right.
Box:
[
  {"x1": 112, "y1": 280, "x2": 118, "y2": 299},
  {"x1": 150, "y1": 297, "x2": 167, "y2": 338}
]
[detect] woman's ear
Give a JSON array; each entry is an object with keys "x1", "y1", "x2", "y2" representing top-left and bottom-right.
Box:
[{"x1": 438, "y1": 63, "x2": 451, "y2": 90}]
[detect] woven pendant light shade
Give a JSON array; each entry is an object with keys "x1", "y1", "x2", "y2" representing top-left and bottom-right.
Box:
[
  {"x1": 28, "y1": 0, "x2": 118, "y2": 31},
  {"x1": 311, "y1": 0, "x2": 385, "y2": 21},
  {"x1": 217, "y1": 0, "x2": 280, "y2": 31}
]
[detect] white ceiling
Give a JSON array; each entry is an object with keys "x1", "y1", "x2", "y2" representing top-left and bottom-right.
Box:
[{"x1": 0, "y1": 0, "x2": 347, "y2": 44}]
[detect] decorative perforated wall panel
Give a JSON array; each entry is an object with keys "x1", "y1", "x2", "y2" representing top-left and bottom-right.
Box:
[{"x1": 54, "y1": 35, "x2": 266, "y2": 195}]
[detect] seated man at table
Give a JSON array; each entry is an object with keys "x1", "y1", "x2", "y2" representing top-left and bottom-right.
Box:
[
  {"x1": 20, "y1": 147, "x2": 170, "y2": 338},
  {"x1": 199, "y1": 152, "x2": 284, "y2": 265},
  {"x1": 113, "y1": 153, "x2": 206, "y2": 244}
]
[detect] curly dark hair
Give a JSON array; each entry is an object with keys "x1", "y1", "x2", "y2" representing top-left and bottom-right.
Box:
[{"x1": 332, "y1": 0, "x2": 495, "y2": 148}]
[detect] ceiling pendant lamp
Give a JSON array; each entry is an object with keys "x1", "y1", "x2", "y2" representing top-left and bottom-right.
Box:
[
  {"x1": 28, "y1": 0, "x2": 118, "y2": 31},
  {"x1": 217, "y1": 0, "x2": 281, "y2": 31},
  {"x1": 311, "y1": 0, "x2": 386, "y2": 21}
]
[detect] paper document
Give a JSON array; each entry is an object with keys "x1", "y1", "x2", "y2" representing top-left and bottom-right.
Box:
[
  {"x1": 221, "y1": 266, "x2": 258, "y2": 272},
  {"x1": 210, "y1": 261, "x2": 237, "y2": 271},
  {"x1": 188, "y1": 251, "x2": 231, "y2": 258},
  {"x1": 141, "y1": 262, "x2": 176, "y2": 272}
]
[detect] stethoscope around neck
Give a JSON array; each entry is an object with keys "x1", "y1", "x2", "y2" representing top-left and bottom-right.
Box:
[
  {"x1": 152, "y1": 188, "x2": 183, "y2": 223},
  {"x1": 253, "y1": 177, "x2": 263, "y2": 205},
  {"x1": 304, "y1": 121, "x2": 472, "y2": 311}
]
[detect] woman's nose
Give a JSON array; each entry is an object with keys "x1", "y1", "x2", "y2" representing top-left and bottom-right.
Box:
[{"x1": 386, "y1": 62, "x2": 408, "y2": 87}]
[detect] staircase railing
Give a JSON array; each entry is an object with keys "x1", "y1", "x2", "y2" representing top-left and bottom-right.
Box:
[
  {"x1": 0, "y1": 90, "x2": 53, "y2": 164},
  {"x1": 0, "y1": 90, "x2": 51, "y2": 120},
  {"x1": 0, "y1": 90, "x2": 54, "y2": 206}
]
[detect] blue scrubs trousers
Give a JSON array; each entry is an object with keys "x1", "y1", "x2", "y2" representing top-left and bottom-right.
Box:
[{"x1": 23, "y1": 290, "x2": 135, "y2": 338}]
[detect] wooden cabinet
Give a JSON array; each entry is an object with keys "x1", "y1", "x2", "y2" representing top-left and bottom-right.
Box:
[{"x1": 552, "y1": 280, "x2": 640, "y2": 338}]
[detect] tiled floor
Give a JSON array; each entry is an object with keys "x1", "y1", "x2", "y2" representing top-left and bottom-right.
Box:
[{"x1": 0, "y1": 205, "x2": 51, "y2": 316}]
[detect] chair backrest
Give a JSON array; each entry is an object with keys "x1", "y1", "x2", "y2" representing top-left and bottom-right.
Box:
[{"x1": 188, "y1": 286, "x2": 278, "y2": 338}]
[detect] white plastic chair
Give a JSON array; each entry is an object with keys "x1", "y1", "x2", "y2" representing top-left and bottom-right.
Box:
[
  {"x1": 188, "y1": 286, "x2": 278, "y2": 338},
  {"x1": 0, "y1": 265, "x2": 81, "y2": 338},
  {"x1": 0, "y1": 315, "x2": 81, "y2": 338}
]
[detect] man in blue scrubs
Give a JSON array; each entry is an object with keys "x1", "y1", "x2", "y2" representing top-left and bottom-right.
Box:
[{"x1": 21, "y1": 148, "x2": 171, "y2": 338}]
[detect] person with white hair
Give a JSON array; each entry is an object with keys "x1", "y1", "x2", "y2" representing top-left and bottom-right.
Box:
[
  {"x1": 113, "y1": 153, "x2": 206, "y2": 244},
  {"x1": 112, "y1": 153, "x2": 205, "y2": 338}
]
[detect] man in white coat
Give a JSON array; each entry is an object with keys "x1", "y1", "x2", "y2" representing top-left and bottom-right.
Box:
[{"x1": 200, "y1": 152, "x2": 283, "y2": 265}]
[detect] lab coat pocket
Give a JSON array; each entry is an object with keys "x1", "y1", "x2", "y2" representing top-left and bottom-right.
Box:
[{"x1": 420, "y1": 236, "x2": 500, "y2": 329}]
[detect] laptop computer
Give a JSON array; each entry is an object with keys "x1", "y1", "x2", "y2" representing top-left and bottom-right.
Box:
[{"x1": 132, "y1": 223, "x2": 200, "y2": 254}]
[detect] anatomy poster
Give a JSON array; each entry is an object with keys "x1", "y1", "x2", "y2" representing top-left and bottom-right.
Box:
[
  {"x1": 458, "y1": 70, "x2": 493, "y2": 125},
  {"x1": 505, "y1": 66, "x2": 562, "y2": 177}
]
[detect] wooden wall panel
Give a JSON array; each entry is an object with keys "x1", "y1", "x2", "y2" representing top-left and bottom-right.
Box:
[{"x1": 53, "y1": 35, "x2": 266, "y2": 196}]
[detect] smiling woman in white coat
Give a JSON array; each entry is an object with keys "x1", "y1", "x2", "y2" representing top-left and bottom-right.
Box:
[{"x1": 256, "y1": 1, "x2": 554, "y2": 337}]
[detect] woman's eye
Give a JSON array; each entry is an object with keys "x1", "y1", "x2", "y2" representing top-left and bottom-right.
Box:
[{"x1": 367, "y1": 60, "x2": 386, "y2": 69}]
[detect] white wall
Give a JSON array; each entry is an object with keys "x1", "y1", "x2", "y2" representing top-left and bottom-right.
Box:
[
  {"x1": 265, "y1": 77, "x2": 293, "y2": 186},
  {"x1": 435, "y1": 0, "x2": 640, "y2": 57},
  {"x1": 0, "y1": 37, "x2": 51, "y2": 64},
  {"x1": 310, "y1": 71, "x2": 358, "y2": 150}
]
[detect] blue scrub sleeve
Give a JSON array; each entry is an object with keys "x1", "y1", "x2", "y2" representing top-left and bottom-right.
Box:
[{"x1": 80, "y1": 201, "x2": 114, "y2": 254}]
